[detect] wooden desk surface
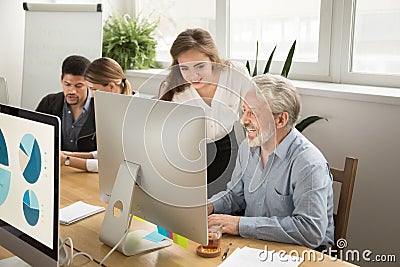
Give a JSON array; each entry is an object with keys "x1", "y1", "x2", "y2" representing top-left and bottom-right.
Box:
[
  {"x1": 59, "y1": 167, "x2": 358, "y2": 267},
  {"x1": 0, "y1": 167, "x2": 358, "y2": 266}
]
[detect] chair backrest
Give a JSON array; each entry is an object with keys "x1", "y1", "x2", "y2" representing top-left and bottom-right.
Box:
[
  {"x1": 0, "y1": 77, "x2": 9, "y2": 104},
  {"x1": 331, "y1": 157, "x2": 358, "y2": 242}
]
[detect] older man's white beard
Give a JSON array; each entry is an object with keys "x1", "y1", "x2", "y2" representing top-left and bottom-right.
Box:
[
  {"x1": 247, "y1": 127, "x2": 274, "y2": 148},
  {"x1": 248, "y1": 135, "x2": 262, "y2": 147}
]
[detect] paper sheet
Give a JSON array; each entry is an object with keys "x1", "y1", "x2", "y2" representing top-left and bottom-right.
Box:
[{"x1": 218, "y1": 246, "x2": 304, "y2": 267}]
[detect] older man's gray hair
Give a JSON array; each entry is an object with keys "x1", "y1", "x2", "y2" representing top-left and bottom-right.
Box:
[{"x1": 252, "y1": 73, "x2": 301, "y2": 129}]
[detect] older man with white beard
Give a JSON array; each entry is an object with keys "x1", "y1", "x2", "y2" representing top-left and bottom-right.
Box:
[{"x1": 207, "y1": 74, "x2": 334, "y2": 250}]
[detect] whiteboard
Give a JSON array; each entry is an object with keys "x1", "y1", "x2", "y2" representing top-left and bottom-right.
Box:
[{"x1": 21, "y1": 3, "x2": 102, "y2": 110}]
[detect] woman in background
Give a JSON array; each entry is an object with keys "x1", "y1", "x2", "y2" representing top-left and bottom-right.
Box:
[
  {"x1": 159, "y1": 28, "x2": 251, "y2": 197},
  {"x1": 60, "y1": 57, "x2": 133, "y2": 172}
]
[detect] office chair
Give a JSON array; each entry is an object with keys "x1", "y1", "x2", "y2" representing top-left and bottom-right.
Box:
[{"x1": 330, "y1": 157, "x2": 358, "y2": 253}]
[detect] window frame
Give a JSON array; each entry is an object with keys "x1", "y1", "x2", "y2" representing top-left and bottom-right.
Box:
[
  {"x1": 339, "y1": 0, "x2": 400, "y2": 88},
  {"x1": 227, "y1": 0, "x2": 333, "y2": 81},
  {"x1": 130, "y1": 0, "x2": 400, "y2": 89}
]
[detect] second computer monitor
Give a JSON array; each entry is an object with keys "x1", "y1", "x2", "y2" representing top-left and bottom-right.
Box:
[
  {"x1": 95, "y1": 91, "x2": 208, "y2": 247},
  {"x1": 0, "y1": 104, "x2": 60, "y2": 266}
]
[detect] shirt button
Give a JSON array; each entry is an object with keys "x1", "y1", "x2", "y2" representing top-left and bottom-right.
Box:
[
  {"x1": 68, "y1": 111, "x2": 71, "y2": 114},
  {"x1": 71, "y1": 126, "x2": 74, "y2": 129},
  {"x1": 70, "y1": 140, "x2": 73, "y2": 143}
]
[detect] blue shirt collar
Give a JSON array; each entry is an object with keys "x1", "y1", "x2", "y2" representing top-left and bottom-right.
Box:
[{"x1": 274, "y1": 128, "x2": 298, "y2": 159}]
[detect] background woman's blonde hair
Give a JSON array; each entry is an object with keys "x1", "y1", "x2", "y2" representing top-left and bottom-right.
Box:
[{"x1": 84, "y1": 57, "x2": 133, "y2": 95}]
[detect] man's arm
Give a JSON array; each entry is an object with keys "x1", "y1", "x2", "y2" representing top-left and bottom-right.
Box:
[
  {"x1": 35, "y1": 95, "x2": 50, "y2": 112},
  {"x1": 60, "y1": 151, "x2": 98, "y2": 173}
]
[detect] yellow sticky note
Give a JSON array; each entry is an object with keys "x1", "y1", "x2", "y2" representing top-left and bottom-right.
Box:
[
  {"x1": 172, "y1": 233, "x2": 188, "y2": 249},
  {"x1": 133, "y1": 216, "x2": 145, "y2": 222}
]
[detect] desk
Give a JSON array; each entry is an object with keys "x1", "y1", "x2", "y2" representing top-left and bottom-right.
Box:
[
  {"x1": 0, "y1": 248, "x2": 97, "y2": 267},
  {"x1": 1, "y1": 167, "x2": 358, "y2": 266},
  {"x1": 59, "y1": 167, "x2": 358, "y2": 267}
]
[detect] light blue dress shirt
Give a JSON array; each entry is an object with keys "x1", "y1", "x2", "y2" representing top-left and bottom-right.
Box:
[{"x1": 210, "y1": 128, "x2": 334, "y2": 248}]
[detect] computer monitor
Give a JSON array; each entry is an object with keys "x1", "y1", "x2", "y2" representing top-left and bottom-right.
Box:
[
  {"x1": 94, "y1": 91, "x2": 208, "y2": 256},
  {"x1": 0, "y1": 104, "x2": 60, "y2": 266}
]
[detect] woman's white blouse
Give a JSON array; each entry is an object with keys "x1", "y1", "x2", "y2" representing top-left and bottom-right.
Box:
[{"x1": 172, "y1": 61, "x2": 251, "y2": 142}]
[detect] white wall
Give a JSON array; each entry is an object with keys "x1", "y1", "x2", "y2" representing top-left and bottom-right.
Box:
[
  {"x1": 0, "y1": 0, "x2": 129, "y2": 107},
  {"x1": 299, "y1": 92, "x2": 400, "y2": 266},
  {"x1": 0, "y1": 0, "x2": 25, "y2": 106}
]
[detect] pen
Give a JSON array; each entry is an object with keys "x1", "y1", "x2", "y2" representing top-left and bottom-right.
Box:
[{"x1": 221, "y1": 242, "x2": 232, "y2": 260}]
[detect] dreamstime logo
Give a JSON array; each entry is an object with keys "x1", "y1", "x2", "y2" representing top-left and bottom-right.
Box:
[
  {"x1": 258, "y1": 239, "x2": 397, "y2": 263},
  {"x1": 336, "y1": 238, "x2": 347, "y2": 249}
]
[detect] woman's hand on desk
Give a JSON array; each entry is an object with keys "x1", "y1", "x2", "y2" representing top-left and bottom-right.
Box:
[
  {"x1": 59, "y1": 151, "x2": 94, "y2": 171},
  {"x1": 208, "y1": 214, "x2": 240, "y2": 235}
]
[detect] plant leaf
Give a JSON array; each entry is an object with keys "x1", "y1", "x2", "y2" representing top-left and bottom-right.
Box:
[
  {"x1": 245, "y1": 60, "x2": 251, "y2": 75},
  {"x1": 281, "y1": 40, "x2": 296, "y2": 77},
  {"x1": 263, "y1": 45, "x2": 277, "y2": 74},
  {"x1": 295, "y1": 115, "x2": 327, "y2": 133},
  {"x1": 102, "y1": 13, "x2": 161, "y2": 70},
  {"x1": 252, "y1": 41, "x2": 259, "y2": 77}
]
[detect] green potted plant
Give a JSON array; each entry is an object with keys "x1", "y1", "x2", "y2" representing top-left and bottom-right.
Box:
[
  {"x1": 246, "y1": 40, "x2": 326, "y2": 132},
  {"x1": 102, "y1": 14, "x2": 162, "y2": 71}
]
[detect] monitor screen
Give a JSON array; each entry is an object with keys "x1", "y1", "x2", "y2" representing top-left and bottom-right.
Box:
[
  {"x1": 0, "y1": 104, "x2": 60, "y2": 266},
  {"x1": 95, "y1": 91, "x2": 208, "y2": 254}
]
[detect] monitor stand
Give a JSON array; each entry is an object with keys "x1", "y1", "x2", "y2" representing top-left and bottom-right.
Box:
[
  {"x1": 99, "y1": 161, "x2": 172, "y2": 256},
  {"x1": 0, "y1": 256, "x2": 30, "y2": 267}
]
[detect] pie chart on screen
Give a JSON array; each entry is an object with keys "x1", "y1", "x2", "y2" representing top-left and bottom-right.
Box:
[
  {"x1": 0, "y1": 129, "x2": 11, "y2": 206},
  {"x1": 23, "y1": 189, "x2": 40, "y2": 226},
  {"x1": 19, "y1": 134, "x2": 41, "y2": 184}
]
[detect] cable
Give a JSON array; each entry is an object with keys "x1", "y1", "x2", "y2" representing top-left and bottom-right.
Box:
[
  {"x1": 99, "y1": 213, "x2": 133, "y2": 266},
  {"x1": 61, "y1": 236, "x2": 93, "y2": 267}
]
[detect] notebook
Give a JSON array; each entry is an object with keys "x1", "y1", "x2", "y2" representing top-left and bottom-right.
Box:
[{"x1": 60, "y1": 201, "x2": 105, "y2": 225}]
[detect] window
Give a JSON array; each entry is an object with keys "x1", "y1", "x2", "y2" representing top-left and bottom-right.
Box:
[
  {"x1": 351, "y1": 0, "x2": 400, "y2": 75},
  {"x1": 230, "y1": 0, "x2": 331, "y2": 79},
  {"x1": 136, "y1": 0, "x2": 216, "y2": 62},
  {"x1": 131, "y1": 0, "x2": 400, "y2": 88},
  {"x1": 340, "y1": 0, "x2": 400, "y2": 87},
  {"x1": 230, "y1": 0, "x2": 321, "y2": 62}
]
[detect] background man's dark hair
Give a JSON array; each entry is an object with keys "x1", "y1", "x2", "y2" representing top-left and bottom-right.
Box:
[{"x1": 61, "y1": 55, "x2": 90, "y2": 79}]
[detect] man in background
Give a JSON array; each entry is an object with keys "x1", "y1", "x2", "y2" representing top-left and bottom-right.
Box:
[{"x1": 36, "y1": 55, "x2": 96, "y2": 155}]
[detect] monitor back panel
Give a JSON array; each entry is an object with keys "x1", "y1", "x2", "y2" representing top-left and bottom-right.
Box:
[{"x1": 95, "y1": 91, "x2": 208, "y2": 245}]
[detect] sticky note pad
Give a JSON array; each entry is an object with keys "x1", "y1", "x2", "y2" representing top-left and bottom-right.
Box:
[
  {"x1": 133, "y1": 216, "x2": 145, "y2": 222},
  {"x1": 143, "y1": 231, "x2": 167, "y2": 243},
  {"x1": 173, "y1": 233, "x2": 188, "y2": 249},
  {"x1": 157, "y1": 225, "x2": 173, "y2": 239}
]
